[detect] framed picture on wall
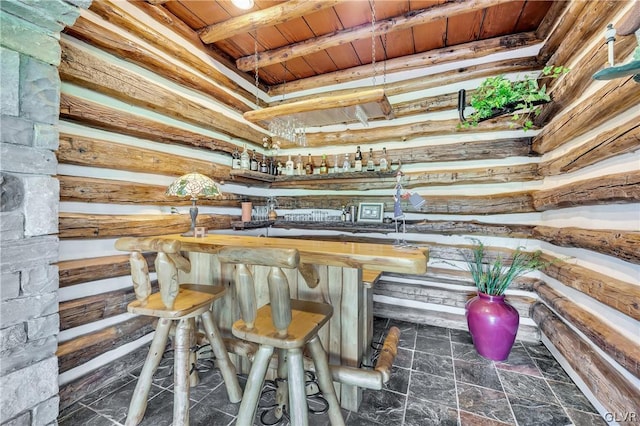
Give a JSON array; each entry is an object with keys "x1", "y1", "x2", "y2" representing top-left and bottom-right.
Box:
[{"x1": 357, "y1": 202, "x2": 384, "y2": 223}]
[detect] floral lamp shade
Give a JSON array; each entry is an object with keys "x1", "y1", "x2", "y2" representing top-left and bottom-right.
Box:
[
  {"x1": 166, "y1": 173, "x2": 221, "y2": 236},
  {"x1": 165, "y1": 172, "x2": 220, "y2": 199}
]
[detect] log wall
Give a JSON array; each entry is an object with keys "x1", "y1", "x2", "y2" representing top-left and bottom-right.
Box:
[{"x1": 55, "y1": 2, "x2": 639, "y2": 420}]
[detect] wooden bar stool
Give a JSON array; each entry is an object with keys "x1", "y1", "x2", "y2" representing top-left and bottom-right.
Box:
[
  {"x1": 217, "y1": 246, "x2": 344, "y2": 426},
  {"x1": 115, "y1": 237, "x2": 242, "y2": 426}
]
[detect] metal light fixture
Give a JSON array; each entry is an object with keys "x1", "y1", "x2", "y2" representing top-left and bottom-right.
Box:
[{"x1": 166, "y1": 172, "x2": 221, "y2": 236}]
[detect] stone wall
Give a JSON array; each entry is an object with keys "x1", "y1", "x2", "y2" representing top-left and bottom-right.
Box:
[{"x1": 0, "y1": 1, "x2": 89, "y2": 424}]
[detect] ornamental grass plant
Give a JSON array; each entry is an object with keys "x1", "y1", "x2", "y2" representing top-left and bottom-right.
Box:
[{"x1": 462, "y1": 238, "x2": 547, "y2": 296}]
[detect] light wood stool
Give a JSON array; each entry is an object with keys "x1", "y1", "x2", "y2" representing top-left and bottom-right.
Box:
[
  {"x1": 115, "y1": 237, "x2": 242, "y2": 426},
  {"x1": 218, "y1": 246, "x2": 345, "y2": 426}
]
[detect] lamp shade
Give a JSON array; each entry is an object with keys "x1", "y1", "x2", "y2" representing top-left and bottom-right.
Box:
[{"x1": 165, "y1": 172, "x2": 220, "y2": 199}]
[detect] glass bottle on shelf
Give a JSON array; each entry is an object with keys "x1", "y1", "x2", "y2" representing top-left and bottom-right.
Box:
[
  {"x1": 231, "y1": 147, "x2": 241, "y2": 169},
  {"x1": 333, "y1": 153, "x2": 340, "y2": 173},
  {"x1": 240, "y1": 144, "x2": 250, "y2": 170},
  {"x1": 319, "y1": 154, "x2": 328, "y2": 174},
  {"x1": 379, "y1": 147, "x2": 389, "y2": 172},
  {"x1": 285, "y1": 154, "x2": 294, "y2": 175},
  {"x1": 305, "y1": 153, "x2": 314, "y2": 175},
  {"x1": 354, "y1": 146, "x2": 363, "y2": 172},
  {"x1": 259, "y1": 154, "x2": 269, "y2": 173},
  {"x1": 340, "y1": 205, "x2": 346, "y2": 222},
  {"x1": 250, "y1": 150, "x2": 258, "y2": 171},
  {"x1": 342, "y1": 153, "x2": 350, "y2": 173},
  {"x1": 366, "y1": 147, "x2": 375, "y2": 171},
  {"x1": 296, "y1": 153, "x2": 304, "y2": 175}
]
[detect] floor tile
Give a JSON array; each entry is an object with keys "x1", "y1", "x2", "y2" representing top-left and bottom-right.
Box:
[
  {"x1": 412, "y1": 351, "x2": 454, "y2": 378},
  {"x1": 451, "y1": 342, "x2": 493, "y2": 365},
  {"x1": 507, "y1": 395, "x2": 571, "y2": 426},
  {"x1": 387, "y1": 320, "x2": 417, "y2": 349},
  {"x1": 450, "y1": 328, "x2": 474, "y2": 345},
  {"x1": 532, "y1": 356, "x2": 572, "y2": 383},
  {"x1": 522, "y1": 341, "x2": 555, "y2": 361},
  {"x1": 356, "y1": 389, "x2": 406, "y2": 424},
  {"x1": 408, "y1": 370, "x2": 457, "y2": 408},
  {"x1": 137, "y1": 389, "x2": 184, "y2": 426},
  {"x1": 188, "y1": 403, "x2": 235, "y2": 426},
  {"x1": 77, "y1": 376, "x2": 135, "y2": 407},
  {"x1": 548, "y1": 379, "x2": 598, "y2": 413},
  {"x1": 58, "y1": 406, "x2": 117, "y2": 426},
  {"x1": 87, "y1": 379, "x2": 164, "y2": 424},
  {"x1": 454, "y1": 358, "x2": 503, "y2": 391},
  {"x1": 460, "y1": 410, "x2": 515, "y2": 426},
  {"x1": 456, "y1": 382, "x2": 514, "y2": 424},
  {"x1": 495, "y1": 345, "x2": 542, "y2": 377},
  {"x1": 497, "y1": 369, "x2": 557, "y2": 405},
  {"x1": 566, "y1": 408, "x2": 607, "y2": 426},
  {"x1": 415, "y1": 335, "x2": 452, "y2": 357},
  {"x1": 387, "y1": 365, "x2": 410, "y2": 394},
  {"x1": 416, "y1": 323, "x2": 450, "y2": 340},
  {"x1": 392, "y1": 346, "x2": 413, "y2": 369},
  {"x1": 404, "y1": 396, "x2": 458, "y2": 426}
]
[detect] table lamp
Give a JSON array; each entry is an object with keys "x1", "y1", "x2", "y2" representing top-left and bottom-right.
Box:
[{"x1": 166, "y1": 172, "x2": 220, "y2": 236}]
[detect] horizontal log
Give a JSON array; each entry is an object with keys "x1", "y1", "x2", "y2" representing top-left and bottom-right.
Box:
[
  {"x1": 59, "y1": 212, "x2": 233, "y2": 239},
  {"x1": 59, "y1": 38, "x2": 264, "y2": 143},
  {"x1": 59, "y1": 341, "x2": 150, "y2": 410},
  {"x1": 58, "y1": 253, "x2": 154, "y2": 287},
  {"x1": 57, "y1": 315, "x2": 155, "y2": 373},
  {"x1": 537, "y1": 115, "x2": 640, "y2": 176},
  {"x1": 532, "y1": 303, "x2": 640, "y2": 416},
  {"x1": 533, "y1": 226, "x2": 640, "y2": 265},
  {"x1": 533, "y1": 76, "x2": 640, "y2": 154},
  {"x1": 532, "y1": 171, "x2": 640, "y2": 211},
  {"x1": 66, "y1": 14, "x2": 251, "y2": 113},
  {"x1": 535, "y1": 0, "x2": 587, "y2": 63},
  {"x1": 535, "y1": 282, "x2": 639, "y2": 378},
  {"x1": 59, "y1": 94, "x2": 256, "y2": 153},
  {"x1": 541, "y1": 254, "x2": 640, "y2": 321}
]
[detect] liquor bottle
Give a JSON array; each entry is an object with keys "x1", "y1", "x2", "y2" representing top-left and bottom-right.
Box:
[
  {"x1": 354, "y1": 146, "x2": 363, "y2": 172},
  {"x1": 366, "y1": 147, "x2": 375, "y2": 171},
  {"x1": 342, "y1": 153, "x2": 350, "y2": 173},
  {"x1": 240, "y1": 144, "x2": 250, "y2": 170},
  {"x1": 345, "y1": 205, "x2": 352, "y2": 222},
  {"x1": 340, "y1": 205, "x2": 346, "y2": 222},
  {"x1": 333, "y1": 153, "x2": 340, "y2": 173},
  {"x1": 250, "y1": 150, "x2": 258, "y2": 171},
  {"x1": 305, "y1": 153, "x2": 314, "y2": 175},
  {"x1": 285, "y1": 154, "x2": 294, "y2": 176},
  {"x1": 231, "y1": 147, "x2": 241, "y2": 169},
  {"x1": 296, "y1": 154, "x2": 304, "y2": 175},
  {"x1": 259, "y1": 154, "x2": 269, "y2": 173},
  {"x1": 379, "y1": 147, "x2": 389, "y2": 172},
  {"x1": 319, "y1": 154, "x2": 328, "y2": 174}
]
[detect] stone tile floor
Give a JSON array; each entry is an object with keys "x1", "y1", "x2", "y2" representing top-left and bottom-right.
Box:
[{"x1": 58, "y1": 317, "x2": 606, "y2": 425}]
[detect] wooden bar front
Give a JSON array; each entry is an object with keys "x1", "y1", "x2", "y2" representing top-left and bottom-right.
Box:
[{"x1": 156, "y1": 233, "x2": 428, "y2": 411}]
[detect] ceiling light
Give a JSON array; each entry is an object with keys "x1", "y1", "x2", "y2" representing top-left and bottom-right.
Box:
[{"x1": 231, "y1": 0, "x2": 254, "y2": 10}]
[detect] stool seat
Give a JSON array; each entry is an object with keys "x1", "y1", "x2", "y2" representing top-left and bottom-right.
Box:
[
  {"x1": 232, "y1": 300, "x2": 332, "y2": 349},
  {"x1": 128, "y1": 284, "x2": 226, "y2": 319}
]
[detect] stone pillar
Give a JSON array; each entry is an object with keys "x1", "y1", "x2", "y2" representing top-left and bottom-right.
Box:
[{"x1": 0, "y1": 1, "x2": 89, "y2": 425}]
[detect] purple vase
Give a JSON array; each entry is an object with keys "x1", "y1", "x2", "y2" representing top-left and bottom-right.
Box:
[{"x1": 465, "y1": 292, "x2": 519, "y2": 361}]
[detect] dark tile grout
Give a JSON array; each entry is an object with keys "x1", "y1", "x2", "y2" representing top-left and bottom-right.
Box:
[{"x1": 58, "y1": 317, "x2": 605, "y2": 426}]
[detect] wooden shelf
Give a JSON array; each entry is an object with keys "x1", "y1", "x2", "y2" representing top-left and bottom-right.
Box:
[
  {"x1": 231, "y1": 220, "x2": 274, "y2": 230},
  {"x1": 229, "y1": 169, "x2": 399, "y2": 186}
]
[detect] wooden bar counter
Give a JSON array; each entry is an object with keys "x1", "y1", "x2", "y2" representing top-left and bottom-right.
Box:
[{"x1": 155, "y1": 233, "x2": 428, "y2": 411}]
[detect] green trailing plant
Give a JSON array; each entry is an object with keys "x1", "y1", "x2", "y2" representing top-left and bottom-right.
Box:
[
  {"x1": 460, "y1": 238, "x2": 547, "y2": 296},
  {"x1": 461, "y1": 65, "x2": 569, "y2": 131}
]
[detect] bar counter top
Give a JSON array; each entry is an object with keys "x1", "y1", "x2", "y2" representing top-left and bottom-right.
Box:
[{"x1": 157, "y1": 233, "x2": 428, "y2": 275}]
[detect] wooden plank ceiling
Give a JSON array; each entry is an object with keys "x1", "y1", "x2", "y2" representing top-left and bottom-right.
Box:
[{"x1": 157, "y1": 0, "x2": 553, "y2": 89}]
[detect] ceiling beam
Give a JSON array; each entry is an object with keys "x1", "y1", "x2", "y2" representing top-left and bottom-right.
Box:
[
  {"x1": 236, "y1": 0, "x2": 515, "y2": 72},
  {"x1": 198, "y1": 0, "x2": 342, "y2": 44},
  {"x1": 268, "y1": 32, "x2": 541, "y2": 96}
]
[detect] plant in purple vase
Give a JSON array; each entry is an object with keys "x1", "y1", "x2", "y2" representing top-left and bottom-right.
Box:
[{"x1": 460, "y1": 238, "x2": 547, "y2": 361}]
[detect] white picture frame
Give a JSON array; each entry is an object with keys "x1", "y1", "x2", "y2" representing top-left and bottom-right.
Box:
[{"x1": 357, "y1": 202, "x2": 384, "y2": 223}]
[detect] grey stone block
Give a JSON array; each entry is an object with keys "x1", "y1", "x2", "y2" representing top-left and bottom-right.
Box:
[
  {"x1": 27, "y1": 313, "x2": 58, "y2": 341},
  {"x1": 0, "y1": 411, "x2": 30, "y2": 426},
  {"x1": 0, "y1": 271, "x2": 20, "y2": 300},
  {"x1": 0, "y1": 173, "x2": 24, "y2": 212},
  {"x1": 32, "y1": 395, "x2": 59, "y2": 426},
  {"x1": 0, "y1": 48, "x2": 19, "y2": 116},
  {"x1": 0, "y1": 335, "x2": 56, "y2": 376},
  {"x1": 22, "y1": 175, "x2": 58, "y2": 236},
  {"x1": 20, "y1": 265, "x2": 57, "y2": 296},
  {"x1": 0, "y1": 115, "x2": 34, "y2": 145},
  {"x1": 0, "y1": 211, "x2": 23, "y2": 241},
  {"x1": 0, "y1": 323, "x2": 26, "y2": 352},
  {"x1": 0, "y1": 12, "x2": 60, "y2": 66},
  {"x1": 0, "y1": 356, "x2": 58, "y2": 423},
  {"x1": 63, "y1": 0, "x2": 92, "y2": 10},
  {"x1": 0, "y1": 143, "x2": 56, "y2": 174},
  {"x1": 0, "y1": 0, "x2": 66, "y2": 33},
  {"x1": 19, "y1": 0, "x2": 82, "y2": 27},
  {"x1": 20, "y1": 56, "x2": 60, "y2": 125},
  {"x1": 33, "y1": 123, "x2": 58, "y2": 149},
  {"x1": 0, "y1": 235, "x2": 58, "y2": 272},
  {"x1": 0, "y1": 292, "x2": 57, "y2": 328}
]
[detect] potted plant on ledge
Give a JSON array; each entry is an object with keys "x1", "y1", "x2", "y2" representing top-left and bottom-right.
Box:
[
  {"x1": 461, "y1": 239, "x2": 546, "y2": 361},
  {"x1": 458, "y1": 65, "x2": 569, "y2": 131}
]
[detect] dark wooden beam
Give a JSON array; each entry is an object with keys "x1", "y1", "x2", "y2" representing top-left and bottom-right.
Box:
[{"x1": 58, "y1": 253, "x2": 154, "y2": 287}]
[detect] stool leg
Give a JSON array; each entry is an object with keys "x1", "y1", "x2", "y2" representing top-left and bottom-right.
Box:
[
  {"x1": 274, "y1": 348, "x2": 288, "y2": 422},
  {"x1": 173, "y1": 318, "x2": 191, "y2": 426},
  {"x1": 236, "y1": 345, "x2": 274, "y2": 426},
  {"x1": 308, "y1": 337, "x2": 345, "y2": 426},
  {"x1": 201, "y1": 310, "x2": 242, "y2": 402},
  {"x1": 188, "y1": 318, "x2": 199, "y2": 388},
  {"x1": 126, "y1": 318, "x2": 172, "y2": 426},
  {"x1": 287, "y1": 348, "x2": 308, "y2": 426}
]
